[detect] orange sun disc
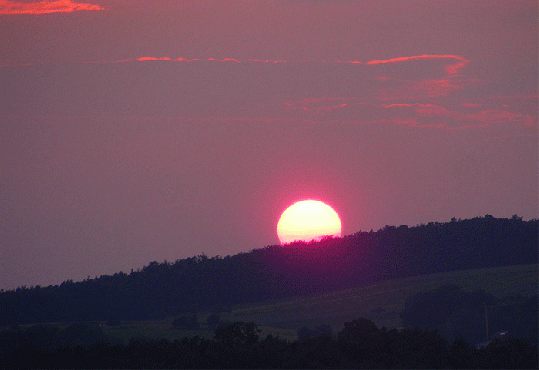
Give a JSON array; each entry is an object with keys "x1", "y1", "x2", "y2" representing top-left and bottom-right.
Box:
[{"x1": 277, "y1": 200, "x2": 342, "y2": 245}]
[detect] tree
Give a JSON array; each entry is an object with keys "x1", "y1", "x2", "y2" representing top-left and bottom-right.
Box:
[
  {"x1": 401, "y1": 285, "x2": 496, "y2": 344},
  {"x1": 338, "y1": 318, "x2": 383, "y2": 365},
  {"x1": 214, "y1": 322, "x2": 260, "y2": 347}
]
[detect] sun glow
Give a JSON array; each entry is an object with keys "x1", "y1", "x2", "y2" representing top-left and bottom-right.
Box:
[{"x1": 277, "y1": 200, "x2": 342, "y2": 245}]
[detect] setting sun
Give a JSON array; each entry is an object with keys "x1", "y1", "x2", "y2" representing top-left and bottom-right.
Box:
[{"x1": 277, "y1": 200, "x2": 342, "y2": 245}]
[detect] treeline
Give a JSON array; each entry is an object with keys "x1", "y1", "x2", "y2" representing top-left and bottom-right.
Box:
[
  {"x1": 0, "y1": 215, "x2": 537, "y2": 325},
  {"x1": 1, "y1": 320, "x2": 537, "y2": 369},
  {"x1": 400, "y1": 285, "x2": 538, "y2": 346}
]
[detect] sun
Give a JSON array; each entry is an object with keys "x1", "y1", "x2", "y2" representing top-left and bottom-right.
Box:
[{"x1": 277, "y1": 200, "x2": 342, "y2": 245}]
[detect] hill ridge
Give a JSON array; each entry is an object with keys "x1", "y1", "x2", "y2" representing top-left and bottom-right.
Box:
[{"x1": 0, "y1": 215, "x2": 537, "y2": 326}]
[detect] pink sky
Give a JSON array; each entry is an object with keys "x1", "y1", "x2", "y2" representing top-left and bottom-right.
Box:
[{"x1": 0, "y1": 0, "x2": 537, "y2": 290}]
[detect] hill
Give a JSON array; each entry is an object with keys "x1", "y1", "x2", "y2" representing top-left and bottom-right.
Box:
[
  {"x1": 0, "y1": 215, "x2": 537, "y2": 326},
  {"x1": 225, "y1": 263, "x2": 538, "y2": 332},
  {"x1": 99, "y1": 263, "x2": 537, "y2": 345}
]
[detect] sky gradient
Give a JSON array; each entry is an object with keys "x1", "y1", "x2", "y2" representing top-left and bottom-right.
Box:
[{"x1": 1, "y1": 0, "x2": 537, "y2": 290}]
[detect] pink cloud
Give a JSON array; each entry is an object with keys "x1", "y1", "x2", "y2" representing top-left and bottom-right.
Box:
[
  {"x1": 281, "y1": 98, "x2": 535, "y2": 130},
  {"x1": 366, "y1": 55, "x2": 468, "y2": 75},
  {"x1": 73, "y1": 55, "x2": 468, "y2": 103},
  {"x1": 136, "y1": 57, "x2": 172, "y2": 62},
  {"x1": 467, "y1": 110, "x2": 537, "y2": 128},
  {"x1": 338, "y1": 54, "x2": 469, "y2": 75},
  {"x1": 412, "y1": 78, "x2": 463, "y2": 98},
  {"x1": 382, "y1": 103, "x2": 538, "y2": 130},
  {"x1": 208, "y1": 57, "x2": 241, "y2": 63},
  {"x1": 63, "y1": 54, "x2": 537, "y2": 131},
  {"x1": 247, "y1": 59, "x2": 287, "y2": 64},
  {"x1": 361, "y1": 55, "x2": 471, "y2": 101},
  {"x1": 0, "y1": 0, "x2": 104, "y2": 14},
  {"x1": 386, "y1": 117, "x2": 446, "y2": 129},
  {"x1": 59, "y1": 54, "x2": 469, "y2": 74},
  {"x1": 376, "y1": 78, "x2": 464, "y2": 101},
  {"x1": 285, "y1": 97, "x2": 349, "y2": 114},
  {"x1": 78, "y1": 57, "x2": 288, "y2": 66}
]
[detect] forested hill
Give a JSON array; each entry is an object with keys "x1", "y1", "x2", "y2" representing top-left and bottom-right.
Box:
[{"x1": 1, "y1": 215, "x2": 537, "y2": 325}]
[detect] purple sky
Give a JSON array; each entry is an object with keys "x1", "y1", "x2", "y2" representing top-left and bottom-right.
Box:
[{"x1": 1, "y1": 0, "x2": 537, "y2": 290}]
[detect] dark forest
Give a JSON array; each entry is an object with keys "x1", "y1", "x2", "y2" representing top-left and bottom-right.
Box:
[
  {"x1": 1, "y1": 319, "x2": 537, "y2": 369},
  {"x1": 1, "y1": 215, "x2": 537, "y2": 325}
]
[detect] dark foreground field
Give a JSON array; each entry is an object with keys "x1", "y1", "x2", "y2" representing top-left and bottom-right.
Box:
[{"x1": 3, "y1": 320, "x2": 538, "y2": 369}]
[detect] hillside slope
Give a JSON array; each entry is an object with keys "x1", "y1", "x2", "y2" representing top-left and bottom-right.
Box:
[
  {"x1": 101, "y1": 264, "x2": 537, "y2": 344},
  {"x1": 225, "y1": 263, "x2": 538, "y2": 331},
  {"x1": 0, "y1": 216, "x2": 536, "y2": 325}
]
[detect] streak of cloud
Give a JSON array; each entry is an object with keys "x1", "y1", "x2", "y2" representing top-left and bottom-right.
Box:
[
  {"x1": 336, "y1": 55, "x2": 469, "y2": 75},
  {"x1": 0, "y1": 0, "x2": 104, "y2": 14},
  {"x1": 90, "y1": 55, "x2": 470, "y2": 102},
  {"x1": 81, "y1": 56, "x2": 282, "y2": 65},
  {"x1": 375, "y1": 78, "x2": 465, "y2": 101},
  {"x1": 2, "y1": 52, "x2": 534, "y2": 132},
  {"x1": 365, "y1": 55, "x2": 468, "y2": 75},
  {"x1": 63, "y1": 54, "x2": 469, "y2": 75},
  {"x1": 285, "y1": 97, "x2": 350, "y2": 113},
  {"x1": 382, "y1": 103, "x2": 537, "y2": 130}
]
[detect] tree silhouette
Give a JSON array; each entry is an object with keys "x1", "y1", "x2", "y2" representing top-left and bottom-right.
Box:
[
  {"x1": 214, "y1": 321, "x2": 260, "y2": 347},
  {"x1": 0, "y1": 216, "x2": 536, "y2": 326}
]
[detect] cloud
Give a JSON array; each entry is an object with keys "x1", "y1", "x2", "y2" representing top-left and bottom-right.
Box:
[
  {"x1": 375, "y1": 78, "x2": 465, "y2": 101},
  {"x1": 83, "y1": 57, "x2": 287, "y2": 65},
  {"x1": 136, "y1": 57, "x2": 172, "y2": 62},
  {"x1": 113, "y1": 55, "x2": 470, "y2": 101},
  {"x1": 5, "y1": 52, "x2": 534, "y2": 131},
  {"x1": 72, "y1": 54, "x2": 469, "y2": 72},
  {"x1": 338, "y1": 54, "x2": 469, "y2": 75},
  {"x1": 381, "y1": 103, "x2": 538, "y2": 130},
  {"x1": 71, "y1": 54, "x2": 470, "y2": 105},
  {"x1": 0, "y1": 0, "x2": 104, "y2": 15},
  {"x1": 285, "y1": 97, "x2": 350, "y2": 113}
]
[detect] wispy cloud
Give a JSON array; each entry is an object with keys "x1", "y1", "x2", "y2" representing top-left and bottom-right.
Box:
[
  {"x1": 73, "y1": 55, "x2": 470, "y2": 103},
  {"x1": 73, "y1": 54, "x2": 469, "y2": 72},
  {"x1": 382, "y1": 103, "x2": 537, "y2": 130},
  {"x1": 0, "y1": 0, "x2": 104, "y2": 15},
  {"x1": 375, "y1": 78, "x2": 466, "y2": 101},
  {"x1": 359, "y1": 55, "x2": 469, "y2": 75},
  {"x1": 285, "y1": 97, "x2": 350, "y2": 113},
  {"x1": 5, "y1": 52, "x2": 533, "y2": 131},
  {"x1": 82, "y1": 57, "x2": 287, "y2": 65}
]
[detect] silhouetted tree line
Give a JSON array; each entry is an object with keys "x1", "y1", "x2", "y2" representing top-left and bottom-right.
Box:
[
  {"x1": 0, "y1": 215, "x2": 536, "y2": 325},
  {"x1": 1, "y1": 319, "x2": 537, "y2": 368},
  {"x1": 401, "y1": 285, "x2": 538, "y2": 347},
  {"x1": 0, "y1": 322, "x2": 118, "y2": 361}
]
